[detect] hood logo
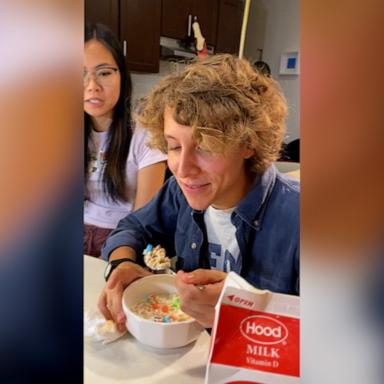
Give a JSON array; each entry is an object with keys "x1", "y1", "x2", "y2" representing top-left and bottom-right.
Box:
[{"x1": 240, "y1": 315, "x2": 288, "y2": 345}]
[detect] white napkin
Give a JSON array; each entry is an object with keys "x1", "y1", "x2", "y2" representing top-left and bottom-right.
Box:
[{"x1": 84, "y1": 309, "x2": 126, "y2": 345}]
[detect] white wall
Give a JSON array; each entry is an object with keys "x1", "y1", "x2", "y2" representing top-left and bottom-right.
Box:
[{"x1": 244, "y1": 0, "x2": 300, "y2": 141}]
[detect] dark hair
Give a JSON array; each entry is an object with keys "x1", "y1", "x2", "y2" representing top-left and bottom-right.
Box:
[{"x1": 84, "y1": 22, "x2": 132, "y2": 202}]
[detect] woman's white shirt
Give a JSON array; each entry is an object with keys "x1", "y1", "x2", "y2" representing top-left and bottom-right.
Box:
[{"x1": 84, "y1": 125, "x2": 167, "y2": 229}]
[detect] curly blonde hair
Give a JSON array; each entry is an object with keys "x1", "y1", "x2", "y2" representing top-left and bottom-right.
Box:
[{"x1": 135, "y1": 54, "x2": 287, "y2": 174}]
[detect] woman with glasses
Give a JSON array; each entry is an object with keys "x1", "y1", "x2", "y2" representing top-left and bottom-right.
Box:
[{"x1": 84, "y1": 23, "x2": 167, "y2": 257}]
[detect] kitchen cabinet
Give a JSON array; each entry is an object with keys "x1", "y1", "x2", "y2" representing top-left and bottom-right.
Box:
[
  {"x1": 216, "y1": 0, "x2": 244, "y2": 54},
  {"x1": 85, "y1": 0, "x2": 244, "y2": 73},
  {"x1": 120, "y1": 0, "x2": 161, "y2": 73},
  {"x1": 161, "y1": 0, "x2": 219, "y2": 46},
  {"x1": 85, "y1": 0, "x2": 161, "y2": 73},
  {"x1": 161, "y1": 0, "x2": 244, "y2": 54},
  {"x1": 85, "y1": 0, "x2": 119, "y2": 37}
]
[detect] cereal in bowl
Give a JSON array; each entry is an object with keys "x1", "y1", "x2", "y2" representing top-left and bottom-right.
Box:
[{"x1": 131, "y1": 293, "x2": 190, "y2": 323}]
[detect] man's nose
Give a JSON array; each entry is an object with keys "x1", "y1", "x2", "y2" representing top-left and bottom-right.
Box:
[{"x1": 176, "y1": 150, "x2": 200, "y2": 177}]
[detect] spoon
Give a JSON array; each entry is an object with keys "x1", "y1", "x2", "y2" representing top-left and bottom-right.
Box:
[{"x1": 143, "y1": 244, "x2": 205, "y2": 291}]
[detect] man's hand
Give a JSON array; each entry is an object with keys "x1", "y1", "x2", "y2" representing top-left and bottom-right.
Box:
[
  {"x1": 98, "y1": 261, "x2": 151, "y2": 333},
  {"x1": 175, "y1": 269, "x2": 227, "y2": 328}
]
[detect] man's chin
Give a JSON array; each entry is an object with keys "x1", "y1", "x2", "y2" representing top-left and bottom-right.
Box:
[{"x1": 186, "y1": 198, "x2": 210, "y2": 212}]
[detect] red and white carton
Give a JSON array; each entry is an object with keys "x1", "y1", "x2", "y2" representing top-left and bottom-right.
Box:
[{"x1": 205, "y1": 272, "x2": 300, "y2": 384}]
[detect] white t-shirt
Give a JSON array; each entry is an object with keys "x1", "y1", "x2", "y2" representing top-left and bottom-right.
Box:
[
  {"x1": 84, "y1": 125, "x2": 167, "y2": 229},
  {"x1": 204, "y1": 205, "x2": 240, "y2": 272}
]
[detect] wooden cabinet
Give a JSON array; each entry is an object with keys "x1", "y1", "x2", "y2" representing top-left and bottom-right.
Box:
[
  {"x1": 85, "y1": 0, "x2": 119, "y2": 37},
  {"x1": 85, "y1": 0, "x2": 161, "y2": 73},
  {"x1": 85, "y1": 0, "x2": 244, "y2": 73},
  {"x1": 216, "y1": 0, "x2": 244, "y2": 54},
  {"x1": 161, "y1": 0, "x2": 192, "y2": 41},
  {"x1": 161, "y1": 0, "x2": 244, "y2": 54},
  {"x1": 120, "y1": 0, "x2": 161, "y2": 73},
  {"x1": 161, "y1": 0, "x2": 219, "y2": 46}
]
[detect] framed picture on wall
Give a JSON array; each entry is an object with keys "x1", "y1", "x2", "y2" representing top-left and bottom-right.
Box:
[{"x1": 279, "y1": 51, "x2": 299, "y2": 75}]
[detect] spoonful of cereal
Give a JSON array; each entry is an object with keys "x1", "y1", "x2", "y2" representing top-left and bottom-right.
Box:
[
  {"x1": 143, "y1": 244, "x2": 175, "y2": 275},
  {"x1": 143, "y1": 244, "x2": 206, "y2": 292}
]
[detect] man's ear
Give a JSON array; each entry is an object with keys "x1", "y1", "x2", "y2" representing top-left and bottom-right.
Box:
[{"x1": 242, "y1": 147, "x2": 254, "y2": 159}]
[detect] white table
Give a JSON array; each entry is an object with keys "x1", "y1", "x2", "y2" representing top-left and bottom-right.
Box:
[{"x1": 84, "y1": 256, "x2": 210, "y2": 384}]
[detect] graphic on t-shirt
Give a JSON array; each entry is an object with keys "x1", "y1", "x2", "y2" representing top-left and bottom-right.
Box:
[
  {"x1": 89, "y1": 152, "x2": 98, "y2": 173},
  {"x1": 88, "y1": 149, "x2": 108, "y2": 177},
  {"x1": 208, "y1": 242, "x2": 240, "y2": 272}
]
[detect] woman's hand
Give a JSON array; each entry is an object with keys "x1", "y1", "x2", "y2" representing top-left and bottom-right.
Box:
[
  {"x1": 98, "y1": 262, "x2": 151, "y2": 332},
  {"x1": 175, "y1": 269, "x2": 227, "y2": 328}
]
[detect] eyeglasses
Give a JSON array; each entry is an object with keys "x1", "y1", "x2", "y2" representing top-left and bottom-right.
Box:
[{"x1": 83, "y1": 66, "x2": 119, "y2": 87}]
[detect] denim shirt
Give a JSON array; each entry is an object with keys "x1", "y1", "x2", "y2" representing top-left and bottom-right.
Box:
[{"x1": 102, "y1": 165, "x2": 300, "y2": 295}]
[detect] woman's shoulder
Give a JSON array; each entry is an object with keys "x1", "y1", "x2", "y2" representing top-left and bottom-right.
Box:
[
  {"x1": 129, "y1": 121, "x2": 156, "y2": 154},
  {"x1": 128, "y1": 121, "x2": 167, "y2": 166},
  {"x1": 130, "y1": 121, "x2": 148, "y2": 141}
]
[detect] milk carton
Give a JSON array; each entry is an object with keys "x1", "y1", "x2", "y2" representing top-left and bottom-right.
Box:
[{"x1": 205, "y1": 272, "x2": 300, "y2": 384}]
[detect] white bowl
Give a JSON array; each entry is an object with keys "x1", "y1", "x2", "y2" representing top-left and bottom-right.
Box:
[{"x1": 122, "y1": 274, "x2": 204, "y2": 348}]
